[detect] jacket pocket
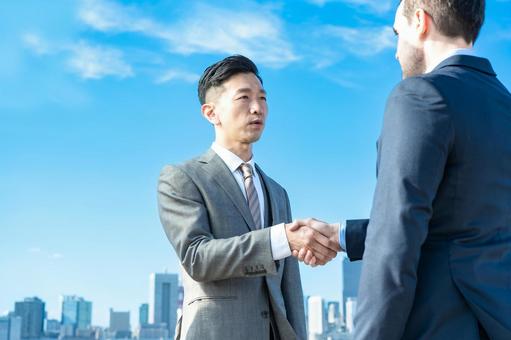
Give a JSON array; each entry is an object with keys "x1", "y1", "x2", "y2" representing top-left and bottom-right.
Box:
[{"x1": 187, "y1": 296, "x2": 237, "y2": 306}]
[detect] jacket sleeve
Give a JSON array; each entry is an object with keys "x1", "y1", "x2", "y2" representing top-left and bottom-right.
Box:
[
  {"x1": 354, "y1": 77, "x2": 454, "y2": 340},
  {"x1": 280, "y1": 189, "x2": 307, "y2": 340},
  {"x1": 345, "y1": 219, "x2": 369, "y2": 261},
  {"x1": 157, "y1": 165, "x2": 277, "y2": 283}
]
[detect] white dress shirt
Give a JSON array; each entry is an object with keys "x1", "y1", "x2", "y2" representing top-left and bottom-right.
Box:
[{"x1": 211, "y1": 142, "x2": 292, "y2": 260}]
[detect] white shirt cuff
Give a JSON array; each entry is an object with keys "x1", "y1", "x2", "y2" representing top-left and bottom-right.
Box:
[
  {"x1": 270, "y1": 223, "x2": 292, "y2": 260},
  {"x1": 339, "y1": 220, "x2": 347, "y2": 252}
]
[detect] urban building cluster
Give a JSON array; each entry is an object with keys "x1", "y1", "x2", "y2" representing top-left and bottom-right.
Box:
[{"x1": 2, "y1": 259, "x2": 361, "y2": 340}]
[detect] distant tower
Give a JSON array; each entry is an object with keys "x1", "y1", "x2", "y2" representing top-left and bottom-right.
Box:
[
  {"x1": 60, "y1": 295, "x2": 92, "y2": 334},
  {"x1": 345, "y1": 297, "x2": 357, "y2": 333},
  {"x1": 326, "y1": 301, "x2": 341, "y2": 329},
  {"x1": 109, "y1": 309, "x2": 131, "y2": 339},
  {"x1": 14, "y1": 297, "x2": 45, "y2": 339},
  {"x1": 138, "y1": 304, "x2": 148, "y2": 326},
  {"x1": 0, "y1": 315, "x2": 21, "y2": 340},
  {"x1": 342, "y1": 257, "x2": 362, "y2": 322},
  {"x1": 148, "y1": 273, "x2": 179, "y2": 338},
  {"x1": 307, "y1": 296, "x2": 325, "y2": 339}
]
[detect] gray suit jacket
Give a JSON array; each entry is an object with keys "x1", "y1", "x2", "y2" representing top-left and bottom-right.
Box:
[
  {"x1": 157, "y1": 149, "x2": 306, "y2": 340},
  {"x1": 353, "y1": 55, "x2": 511, "y2": 340}
]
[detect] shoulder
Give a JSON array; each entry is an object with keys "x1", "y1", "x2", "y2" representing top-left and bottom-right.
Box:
[
  {"x1": 389, "y1": 75, "x2": 444, "y2": 101},
  {"x1": 159, "y1": 156, "x2": 203, "y2": 189}
]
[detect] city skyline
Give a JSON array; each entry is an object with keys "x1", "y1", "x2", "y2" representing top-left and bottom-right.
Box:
[
  {"x1": 2, "y1": 273, "x2": 354, "y2": 339},
  {"x1": 2, "y1": 0, "x2": 511, "y2": 331}
]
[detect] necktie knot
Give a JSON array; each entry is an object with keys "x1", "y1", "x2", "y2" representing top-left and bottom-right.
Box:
[{"x1": 240, "y1": 163, "x2": 253, "y2": 180}]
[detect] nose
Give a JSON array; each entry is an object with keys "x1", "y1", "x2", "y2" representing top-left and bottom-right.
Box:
[{"x1": 250, "y1": 100, "x2": 264, "y2": 115}]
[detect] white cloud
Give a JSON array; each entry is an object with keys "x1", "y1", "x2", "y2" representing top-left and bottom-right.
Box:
[
  {"x1": 28, "y1": 247, "x2": 41, "y2": 253},
  {"x1": 22, "y1": 33, "x2": 50, "y2": 55},
  {"x1": 49, "y1": 253, "x2": 63, "y2": 260},
  {"x1": 78, "y1": 0, "x2": 298, "y2": 68},
  {"x1": 156, "y1": 69, "x2": 200, "y2": 84},
  {"x1": 68, "y1": 42, "x2": 133, "y2": 79},
  {"x1": 308, "y1": 0, "x2": 393, "y2": 13},
  {"x1": 322, "y1": 25, "x2": 395, "y2": 56}
]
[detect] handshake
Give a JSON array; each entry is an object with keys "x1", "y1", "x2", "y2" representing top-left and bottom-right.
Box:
[{"x1": 285, "y1": 218, "x2": 342, "y2": 266}]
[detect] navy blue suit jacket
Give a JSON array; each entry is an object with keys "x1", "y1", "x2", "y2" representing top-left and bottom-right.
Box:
[{"x1": 347, "y1": 55, "x2": 511, "y2": 340}]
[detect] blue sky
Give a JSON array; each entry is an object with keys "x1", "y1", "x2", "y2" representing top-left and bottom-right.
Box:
[{"x1": 2, "y1": 0, "x2": 511, "y2": 327}]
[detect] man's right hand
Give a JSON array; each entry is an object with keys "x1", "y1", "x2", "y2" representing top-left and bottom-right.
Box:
[
  {"x1": 288, "y1": 218, "x2": 342, "y2": 266},
  {"x1": 285, "y1": 219, "x2": 340, "y2": 266}
]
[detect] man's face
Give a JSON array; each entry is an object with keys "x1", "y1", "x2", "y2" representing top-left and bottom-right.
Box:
[
  {"x1": 393, "y1": 2, "x2": 426, "y2": 78},
  {"x1": 209, "y1": 72, "x2": 267, "y2": 147}
]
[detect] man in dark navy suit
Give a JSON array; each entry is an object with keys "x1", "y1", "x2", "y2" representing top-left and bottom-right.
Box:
[{"x1": 293, "y1": 0, "x2": 511, "y2": 339}]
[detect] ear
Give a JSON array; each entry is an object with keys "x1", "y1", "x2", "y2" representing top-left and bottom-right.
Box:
[
  {"x1": 201, "y1": 103, "x2": 220, "y2": 125},
  {"x1": 414, "y1": 8, "x2": 429, "y2": 39}
]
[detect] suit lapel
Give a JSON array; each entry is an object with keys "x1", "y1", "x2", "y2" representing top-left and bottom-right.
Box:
[
  {"x1": 199, "y1": 149, "x2": 256, "y2": 232},
  {"x1": 255, "y1": 164, "x2": 280, "y2": 226}
]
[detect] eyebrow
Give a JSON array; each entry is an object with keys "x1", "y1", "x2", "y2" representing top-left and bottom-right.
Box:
[{"x1": 235, "y1": 88, "x2": 267, "y2": 95}]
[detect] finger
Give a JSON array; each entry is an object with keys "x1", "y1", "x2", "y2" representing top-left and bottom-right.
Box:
[
  {"x1": 292, "y1": 250, "x2": 299, "y2": 257},
  {"x1": 307, "y1": 239, "x2": 337, "y2": 261},
  {"x1": 311, "y1": 256, "x2": 318, "y2": 267},
  {"x1": 304, "y1": 250, "x2": 314, "y2": 264},
  {"x1": 288, "y1": 220, "x2": 301, "y2": 231},
  {"x1": 295, "y1": 218, "x2": 313, "y2": 227},
  {"x1": 308, "y1": 231, "x2": 338, "y2": 258},
  {"x1": 298, "y1": 248, "x2": 307, "y2": 261}
]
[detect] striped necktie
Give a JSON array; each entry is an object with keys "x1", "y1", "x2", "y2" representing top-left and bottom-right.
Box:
[{"x1": 240, "y1": 163, "x2": 262, "y2": 229}]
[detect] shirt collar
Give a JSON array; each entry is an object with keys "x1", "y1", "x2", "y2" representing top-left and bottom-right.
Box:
[
  {"x1": 427, "y1": 47, "x2": 475, "y2": 73},
  {"x1": 211, "y1": 142, "x2": 256, "y2": 174}
]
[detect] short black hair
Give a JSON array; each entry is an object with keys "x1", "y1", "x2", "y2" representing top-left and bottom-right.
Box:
[
  {"x1": 197, "y1": 55, "x2": 263, "y2": 105},
  {"x1": 401, "y1": 0, "x2": 485, "y2": 44}
]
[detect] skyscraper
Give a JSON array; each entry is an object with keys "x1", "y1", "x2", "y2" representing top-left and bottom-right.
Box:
[
  {"x1": 342, "y1": 257, "x2": 362, "y2": 322},
  {"x1": 14, "y1": 297, "x2": 45, "y2": 339},
  {"x1": 138, "y1": 304, "x2": 148, "y2": 326},
  {"x1": 345, "y1": 297, "x2": 357, "y2": 334},
  {"x1": 109, "y1": 309, "x2": 130, "y2": 339},
  {"x1": 0, "y1": 317, "x2": 9, "y2": 340},
  {"x1": 9, "y1": 316, "x2": 21, "y2": 340},
  {"x1": 326, "y1": 301, "x2": 341, "y2": 328},
  {"x1": 60, "y1": 295, "x2": 92, "y2": 334},
  {"x1": 307, "y1": 296, "x2": 325, "y2": 340},
  {"x1": 148, "y1": 273, "x2": 178, "y2": 338}
]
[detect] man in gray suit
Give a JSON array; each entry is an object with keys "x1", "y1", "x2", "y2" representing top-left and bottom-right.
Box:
[
  {"x1": 157, "y1": 55, "x2": 339, "y2": 339},
  {"x1": 293, "y1": 0, "x2": 511, "y2": 339}
]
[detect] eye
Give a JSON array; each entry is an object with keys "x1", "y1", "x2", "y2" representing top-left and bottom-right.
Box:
[
  {"x1": 393, "y1": 27, "x2": 399, "y2": 36},
  {"x1": 236, "y1": 95, "x2": 249, "y2": 100},
  {"x1": 260, "y1": 96, "x2": 267, "y2": 101}
]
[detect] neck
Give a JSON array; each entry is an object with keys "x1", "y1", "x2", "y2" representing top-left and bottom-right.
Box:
[
  {"x1": 214, "y1": 138, "x2": 253, "y2": 162},
  {"x1": 424, "y1": 36, "x2": 472, "y2": 72}
]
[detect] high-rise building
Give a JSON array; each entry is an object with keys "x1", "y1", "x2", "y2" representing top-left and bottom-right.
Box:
[
  {"x1": 109, "y1": 309, "x2": 130, "y2": 339},
  {"x1": 60, "y1": 295, "x2": 92, "y2": 333},
  {"x1": 326, "y1": 301, "x2": 341, "y2": 328},
  {"x1": 137, "y1": 324, "x2": 169, "y2": 340},
  {"x1": 14, "y1": 297, "x2": 45, "y2": 339},
  {"x1": 149, "y1": 273, "x2": 178, "y2": 338},
  {"x1": 342, "y1": 258, "x2": 362, "y2": 322},
  {"x1": 0, "y1": 317, "x2": 9, "y2": 340},
  {"x1": 138, "y1": 304, "x2": 148, "y2": 326},
  {"x1": 9, "y1": 316, "x2": 21, "y2": 340},
  {"x1": 45, "y1": 319, "x2": 60, "y2": 338},
  {"x1": 307, "y1": 296, "x2": 325, "y2": 339},
  {"x1": 345, "y1": 297, "x2": 357, "y2": 334}
]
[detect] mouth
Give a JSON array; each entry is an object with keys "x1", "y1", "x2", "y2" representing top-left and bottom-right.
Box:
[{"x1": 248, "y1": 120, "x2": 264, "y2": 127}]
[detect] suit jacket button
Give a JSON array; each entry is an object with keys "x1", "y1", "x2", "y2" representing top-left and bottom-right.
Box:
[{"x1": 261, "y1": 311, "x2": 269, "y2": 319}]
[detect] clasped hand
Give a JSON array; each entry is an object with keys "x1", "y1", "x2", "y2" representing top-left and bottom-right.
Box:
[{"x1": 285, "y1": 218, "x2": 341, "y2": 266}]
